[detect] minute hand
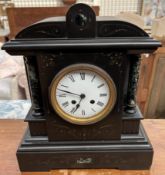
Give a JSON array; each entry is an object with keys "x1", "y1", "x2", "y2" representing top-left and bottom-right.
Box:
[{"x1": 57, "y1": 89, "x2": 81, "y2": 97}]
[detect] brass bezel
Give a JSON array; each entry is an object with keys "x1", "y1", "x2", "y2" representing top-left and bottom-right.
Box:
[{"x1": 49, "y1": 63, "x2": 117, "y2": 125}]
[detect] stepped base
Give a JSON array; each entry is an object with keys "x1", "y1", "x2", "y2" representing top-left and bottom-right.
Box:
[{"x1": 17, "y1": 123, "x2": 153, "y2": 172}]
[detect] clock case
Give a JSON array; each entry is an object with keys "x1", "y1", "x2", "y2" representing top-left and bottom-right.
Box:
[{"x1": 2, "y1": 3, "x2": 161, "y2": 172}]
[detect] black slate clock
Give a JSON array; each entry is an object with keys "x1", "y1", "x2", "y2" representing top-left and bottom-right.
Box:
[{"x1": 2, "y1": 3, "x2": 161, "y2": 172}]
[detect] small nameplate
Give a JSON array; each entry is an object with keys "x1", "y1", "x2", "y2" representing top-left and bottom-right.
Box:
[{"x1": 77, "y1": 158, "x2": 92, "y2": 164}]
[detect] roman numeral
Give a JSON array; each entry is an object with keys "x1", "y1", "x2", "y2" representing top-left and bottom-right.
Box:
[
  {"x1": 82, "y1": 110, "x2": 85, "y2": 116},
  {"x1": 62, "y1": 101, "x2": 69, "y2": 107},
  {"x1": 91, "y1": 108, "x2": 96, "y2": 112},
  {"x1": 68, "y1": 75, "x2": 75, "y2": 82},
  {"x1": 91, "y1": 75, "x2": 96, "y2": 82},
  {"x1": 61, "y1": 85, "x2": 68, "y2": 88},
  {"x1": 80, "y1": 72, "x2": 85, "y2": 80},
  {"x1": 97, "y1": 101, "x2": 104, "y2": 107},
  {"x1": 97, "y1": 83, "x2": 104, "y2": 88},
  {"x1": 58, "y1": 94, "x2": 66, "y2": 97},
  {"x1": 100, "y1": 93, "x2": 107, "y2": 97},
  {"x1": 70, "y1": 107, "x2": 76, "y2": 114}
]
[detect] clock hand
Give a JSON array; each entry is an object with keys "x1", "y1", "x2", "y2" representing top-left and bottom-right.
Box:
[
  {"x1": 72, "y1": 94, "x2": 85, "y2": 113},
  {"x1": 74, "y1": 99, "x2": 82, "y2": 112},
  {"x1": 57, "y1": 89, "x2": 81, "y2": 97}
]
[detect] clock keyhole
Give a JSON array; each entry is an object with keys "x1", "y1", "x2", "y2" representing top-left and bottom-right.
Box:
[
  {"x1": 90, "y1": 100, "x2": 95, "y2": 104},
  {"x1": 71, "y1": 100, "x2": 77, "y2": 104}
]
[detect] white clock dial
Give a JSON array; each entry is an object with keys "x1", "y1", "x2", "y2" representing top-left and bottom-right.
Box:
[
  {"x1": 50, "y1": 64, "x2": 116, "y2": 125},
  {"x1": 56, "y1": 70, "x2": 110, "y2": 118}
]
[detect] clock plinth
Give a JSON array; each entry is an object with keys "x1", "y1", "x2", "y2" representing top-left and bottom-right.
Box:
[
  {"x1": 17, "y1": 122, "x2": 152, "y2": 171},
  {"x1": 2, "y1": 3, "x2": 161, "y2": 172}
]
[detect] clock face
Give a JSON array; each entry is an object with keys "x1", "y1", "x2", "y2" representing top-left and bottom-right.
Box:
[{"x1": 50, "y1": 64, "x2": 116, "y2": 125}]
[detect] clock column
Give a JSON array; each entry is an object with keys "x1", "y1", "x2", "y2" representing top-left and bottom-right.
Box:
[
  {"x1": 125, "y1": 55, "x2": 140, "y2": 114},
  {"x1": 24, "y1": 56, "x2": 43, "y2": 117},
  {"x1": 122, "y1": 55, "x2": 142, "y2": 135}
]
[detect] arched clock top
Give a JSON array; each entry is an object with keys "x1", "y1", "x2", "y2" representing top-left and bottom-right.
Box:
[
  {"x1": 15, "y1": 3, "x2": 148, "y2": 39},
  {"x1": 2, "y1": 3, "x2": 161, "y2": 54},
  {"x1": 16, "y1": 17, "x2": 149, "y2": 39}
]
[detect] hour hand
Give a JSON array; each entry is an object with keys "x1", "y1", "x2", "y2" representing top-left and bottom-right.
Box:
[
  {"x1": 70, "y1": 104, "x2": 80, "y2": 114},
  {"x1": 72, "y1": 96, "x2": 83, "y2": 113},
  {"x1": 57, "y1": 89, "x2": 81, "y2": 97},
  {"x1": 73, "y1": 104, "x2": 80, "y2": 113},
  {"x1": 70, "y1": 96, "x2": 83, "y2": 114}
]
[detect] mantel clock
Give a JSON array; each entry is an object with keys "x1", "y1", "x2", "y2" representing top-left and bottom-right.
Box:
[{"x1": 2, "y1": 3, "x2": 161, "y2": 172}]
